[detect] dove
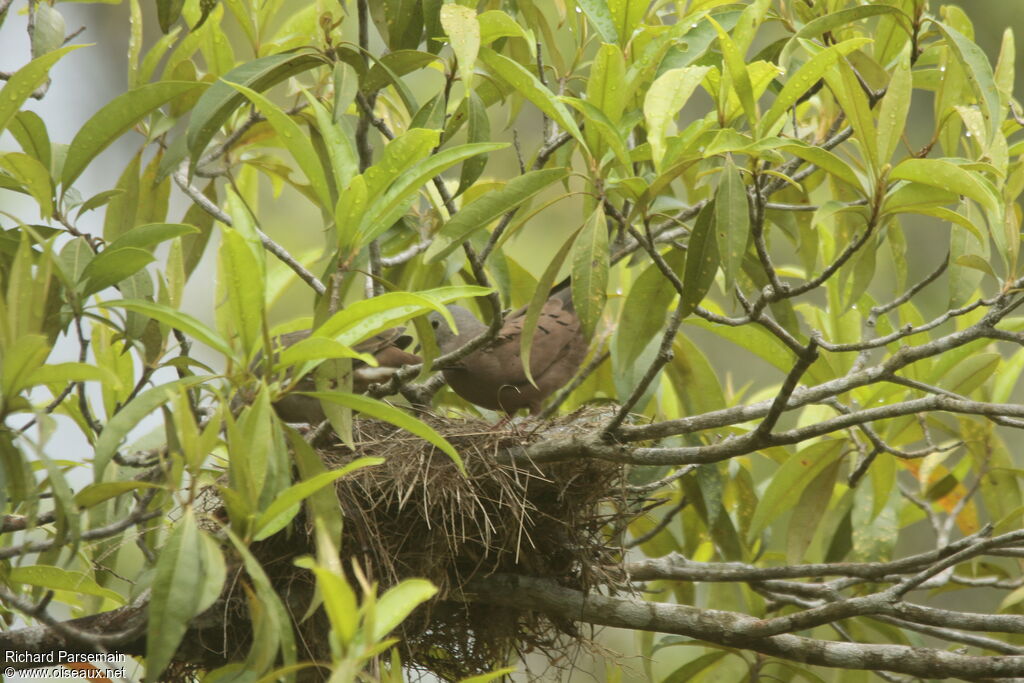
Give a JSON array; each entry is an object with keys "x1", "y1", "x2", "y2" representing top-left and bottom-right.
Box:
[
  {"x1": 430, "y1": 288, "x2": 587, "y2": 415},
  {"x1": 243, "y1": 328, "x2": 421, "y2": 423}
]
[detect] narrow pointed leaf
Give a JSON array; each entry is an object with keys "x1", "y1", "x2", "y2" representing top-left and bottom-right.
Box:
[
  {"x1": 303, "y1": 392, "x2": 464, "y2": 472},
  {"x1": 441, "y1": 4, "x2": 480, "y2": 91},
  {"x1": 571, "y1": 206, "x2": 609, "y2": 337},
  {"x1": 428, "y1": 167, "x2": 569, "y2": 262},
  {"x1": 478, "y1": 48, "x2": 583, "y2": 144},
  {"x1": 224, "y1": 81, "x2": 332, "y2": 210},
  {"x1": 577, "y1": 0, "x2": 618, "y2": 43},
  {"x1": 760, "y1": 38, "x2": 870, "y2": 137},
  {"x1": 186, "y1": 51, "x2": 324, "y2": 162},
  {"x1": 714, "y1": 159, "x2": 750, "y2": 291},
  {"x1": 681, "y1": 201, "x2": 719, "y2": 318},
  {"x1": 62, "y1": 81, "x2": 206, "y2": 189},
  {"x1": 0, "y1": 45, "x2": 83, "y2": 136},
  {"x1": 644, "y1": 66, "x2": 711, "y2": 171},
  {"x1": 876, "y1": 51, "x2": 912, "y2": 164}
]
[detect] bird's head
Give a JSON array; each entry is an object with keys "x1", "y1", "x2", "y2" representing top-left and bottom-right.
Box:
[{"x1": 429, "y1": 305, "x2": 487, "y2": 352}]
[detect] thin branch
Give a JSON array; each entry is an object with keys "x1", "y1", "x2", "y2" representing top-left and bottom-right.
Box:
[
  {"x1": 0, "y1": 501, "x2": 161, "y2": 561},
  {"x1": 172, "y1": 166, "x2": 326, "y2": 295}
]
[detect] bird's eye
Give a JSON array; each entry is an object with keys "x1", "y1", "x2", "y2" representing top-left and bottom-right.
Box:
[{"x1": 431, "y1": 318, "x2": 440, "y2": 329}]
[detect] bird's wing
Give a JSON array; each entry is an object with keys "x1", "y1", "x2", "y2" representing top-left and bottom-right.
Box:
[{"x1": 498, "y1": 296, "x2": 582, "y2": 385}]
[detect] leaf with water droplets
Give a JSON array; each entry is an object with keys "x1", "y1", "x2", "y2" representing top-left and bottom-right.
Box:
[
  {"x1": 890, "y1": 158, "x2": 1000, "y2": 216},
  {"x1": 0, "y1": 45, "x2": 82, "y2": 137},
  {"x1": 714, "y1": 158, "x2": 750, "y2": 292},
  {"x1": 681, "y1": 201, "x2": 719, "y2": 318},
  {"x1": 876, "y1": 49, "x2": 912, "y2": 164},
  {"x1": 759, "y1": 37, "x2": 870, "y2": 137},
  {"x1": 62, "y1": 81, "x2": 206, "y2": 191},
  {"x1": 224, "y1": 80, "x2": 333, "y2": 211}
]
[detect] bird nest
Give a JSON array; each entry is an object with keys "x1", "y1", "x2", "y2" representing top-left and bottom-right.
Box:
[{"x1": 199, "y1": 408, "x2": 631, "y2": 681}]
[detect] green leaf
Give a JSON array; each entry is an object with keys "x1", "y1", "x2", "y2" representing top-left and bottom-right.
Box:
[
  {"x1": 714, "y1": 158, "x2": 749, "y2": 292},
  {"x1": 137, "y1": 26, "x2": 181, "y2": 86},
  {"x1": 748, "y1": 441, "x2": 845, "y2": 542},
  {"x1": 869, "y1": 452, "x2": 897, "y2": 521},
  {"x1": 667, "y1": 335, "x2": 727, "y2": 416},
  {"x1": 760, "y1": 38, "x2": 871, "y2": 137},
  {"x1": 316, "y1": 288, "x2": 485, "y2": 344},
  {"x1": 92, "y1": 376, "x2": 209, "y2": 479},
  {"x1": 993, "y1": 348, "x2": 1024, "y2": 404},
  {"x1": 937, "y1": 352, "x2": 999, "y2": 395},
  {"x1": 931, "y1": 20, "x2": 1002, "y2": 141},
  {"x1": 100, "y1": 299, "x2": 233, "y2": 356},
  {"x1": 357, "y1": 142, "x2": 507, "y2": 245},
  {"x1": 680, "y1": 201, "x2": 718, "y2": 318},
  {"x1": 74, "y1": 481, "x2": 162, "y2": 508},
  {"x1": 441, "y1": 4, "x2": 480, "y2": 91},
  {"x1": 456, "y1": 91, "x2": 491, "y2": 194},
  {"x1": 587, "y1": 43, "x2": 626, "y2": 123},
  {"x1": 563, "y1": 97, "x2": 631, "y2": 169},
  {"x1": 708, "y1": 16, "x2": 757, "y2": 125},
  {"x1": 876, "y1": 50, "x2": 912, "y2": 164},
  {"x1": 377, "y1": 0, "x2": 425, "y2": 51},
  {"x1": 478, "y1": 10, "x2": 532, "y2": 47},
  {"x1": 307, "y1": 563, "x2": 359, "y2": 643},
  {"x1": 459, "y1": 668, "x2": 520, "y2": 683},
  {"x1": 372, "y1": 578, "x2": 439, "y2": 641},
  {"x1": 157, "y1": 0, "x2": 184, "y2": 33},
  {"x1": 954, "y1": 254, "x2": 997, "y2": 280},
  {"x1": 26, "y1": 362, "x2": 117, "y2": 390},
  {"x1": 224, "y1": 80, "x2": 332, "y2": 210},
  {"x1": 275, "y1": 337, "x2": 375, "y2": 370},
  {"x1": 362, "y1": 50, "x2": 439, "y2": 100},
  {"x1": 778, "y1": 141, "x2": 864, "y2": 192},
  {"x1": 9, "y1": 565, "x2": 125, "y2": 605},
  {"x1": 643, "y1": 66, "x2": 711, "y2": 171},
  {"x1": 889, "y1": 158, "x2": 999, "y2": 215},
  {"x1": 2, "y1": 335, "x2": 50, "y2": 401},
  {"x1": 80, "y1": 247, "x2": 155, "y2": 297},
  {"x1": 823, "y1": 58, "x2": 878, "y2": 174},
  {"x1": 616, "y1": 249, "x2": 685, "y2": 371},
  {"x1": 780, "y1": 5, "x2": 909, "y2": 67},
  {"x1": 8, "y1": 111, "x2": 51, "y2": 168},
  {"x1": 571, "y1": 206, "x2": 609, "y2": 337},
  {"x1": 253, "y1": 457, "x2": 382, "y2": 541},
  {"x1": 62, "y1": 81, "x2": 206, "y2": 190},
  {"x1": 106, "y1": 222, "x2": 199, "y2": 253},
  {"x1": 428, "y1": 167, "x2": 569, "y2": 262},
  {"x1": 217, "y1": 229, "x2": 264, "y2": 355},
  {"x1": 301, "y1": 88, "x2": 357, "y2": 199},
  {"x1": 186, "y1": 51, "x2": 325, "y2": 163},
  {"x1": 663, "y1": 652, "x2": 730, "y2": 682},
  {"x1": 222, "y1": 527, "x2": 296, "y2": 671},
  {"x1": 0, "y1": 45, "x2": 83, "y2": 136},
  {"x1": 577, "y1": 0, "x2": 618, "y2": 43},
  {"x1": 478, "y1": 48, "x2": 583, "y2": 144},
  {"x1": 607, "y1": 0, "x2": 646, "y2": 45},
  {"x1": 146, "y1": 510, "x2": 224, "y2": 682},
  {"x1": 0, "y1": 152, "x2": 54, "y2": 219},
  {"x1": 102, "y1": 152, "x2": 142, "y2": 242},
  {"x1": 303, "y1": 392, "x2": 464, "y2": 472},
  {"x1": 787, "y1": 457, "x2": 840, "y2": 563}
]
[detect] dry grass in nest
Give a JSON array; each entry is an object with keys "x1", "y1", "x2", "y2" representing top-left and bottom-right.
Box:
[{"x1": 212, "y1": 408, "x2": 631, "y2": 681}]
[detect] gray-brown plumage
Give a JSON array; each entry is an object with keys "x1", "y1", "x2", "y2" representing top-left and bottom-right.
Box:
[
  {"x1": 431, "y1": 289, "x2": 587, "y2": 415},
  {"x1": 251, "y1": 328, "x2": 421, "y2": 423}
]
